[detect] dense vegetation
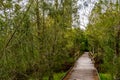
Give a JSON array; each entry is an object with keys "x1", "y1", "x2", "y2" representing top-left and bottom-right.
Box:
[
  {"x1": 86, "y1": 0, "x2": 120, "y2": 80},
  {"x1": 0, "y1": 0, "x2": 120, "y2": 80},
  {"x1": 0, "y1": 0, "x2": 87, "y2": 80}
]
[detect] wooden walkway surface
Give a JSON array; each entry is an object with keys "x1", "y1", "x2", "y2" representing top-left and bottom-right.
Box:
[{"x1": 63, "y1": 52, "x2": 100, "y2": 80}]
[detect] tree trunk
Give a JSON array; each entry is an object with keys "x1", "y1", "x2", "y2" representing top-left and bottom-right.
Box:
[
  {"x1": 115, "y1": 25, "x2": 120, "y2": 56},
  {"x1": 36, "y1": 0, "x2": 40, "y2": 35}
]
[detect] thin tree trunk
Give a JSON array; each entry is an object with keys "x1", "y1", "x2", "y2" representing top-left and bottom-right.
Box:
[
  {"x1": 36, "y1": 0, "x2": 40, "y2": 35},
  {"x1": 35, "y1": 0, "x2": 44, "y2": 80},
  {"x1": 115, "y1": 25, "x2": 120, "y2": 56}
]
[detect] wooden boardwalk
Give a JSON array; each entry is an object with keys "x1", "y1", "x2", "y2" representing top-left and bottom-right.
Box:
[{"x1": 63, "y1": 52, "x2": 100, "y2": 80}]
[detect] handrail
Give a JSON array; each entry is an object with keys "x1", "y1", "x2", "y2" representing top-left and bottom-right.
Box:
[
  {"x1": 96, "y1": 68, "x2": 101, "y2": 80},
  {"x1": 89, "y1": 52, "x2": 101, "y2": 80}
]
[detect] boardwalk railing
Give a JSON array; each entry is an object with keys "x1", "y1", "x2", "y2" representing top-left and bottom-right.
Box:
[{"x1": 89, "y1": 52, "x2": 101, "y2": 80}]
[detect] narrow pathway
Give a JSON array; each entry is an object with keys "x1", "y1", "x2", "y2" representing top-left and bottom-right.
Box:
[{"x1": 63, "y1": 52, "x2": 99, "y2": 80}]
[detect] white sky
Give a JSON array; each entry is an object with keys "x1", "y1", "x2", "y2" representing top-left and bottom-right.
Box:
[{"x1": 78, "y1": 0, "x2": 98, "y2": 29}]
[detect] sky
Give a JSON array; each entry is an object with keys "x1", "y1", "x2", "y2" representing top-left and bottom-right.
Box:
[
  {"x1": 15, "y1": 0, "x2": 98, "y2": 29},
  {"x1": 0, "y1": 0, "x2": 98, "y2": 29},
  {"x1": 78, "y1": 0, "x2": 98, "y2": 29}
]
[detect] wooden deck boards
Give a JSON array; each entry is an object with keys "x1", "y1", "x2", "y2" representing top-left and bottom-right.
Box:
[{"x1": 63, "y1": 52, "x2": 100, "y2": 80}]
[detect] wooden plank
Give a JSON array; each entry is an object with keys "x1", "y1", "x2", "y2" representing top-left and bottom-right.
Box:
[{"x1": 63, "y1": 52, "x2": 100, "y2": 80}]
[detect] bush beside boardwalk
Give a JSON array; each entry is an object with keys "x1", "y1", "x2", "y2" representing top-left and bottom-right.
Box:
[{"x1": 100, "y1": 73, "x2": 112, "y2": 80}]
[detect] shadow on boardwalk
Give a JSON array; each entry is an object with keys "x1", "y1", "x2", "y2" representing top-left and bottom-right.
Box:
[{"x1": 62, "y1": 52, "x2": 100, "y2": 80}]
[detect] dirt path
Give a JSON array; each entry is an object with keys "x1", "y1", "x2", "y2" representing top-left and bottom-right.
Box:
[{"x1": 63, "y1": 52, "x2": 100, "y2": 80}]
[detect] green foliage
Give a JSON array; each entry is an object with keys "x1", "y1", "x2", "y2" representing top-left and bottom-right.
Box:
[
  {"x1": 43, "y1": 72, "x2": 66, "y2": 80},
  {"x1": 0, "y1": 0, "x2": 84, "y2": 80},
  {"x1": 86, "y1": 0, "x2": 120, "y2": 79},
  {"x1": 100, "y1": 73, "x2": 112, "y2": 80}
]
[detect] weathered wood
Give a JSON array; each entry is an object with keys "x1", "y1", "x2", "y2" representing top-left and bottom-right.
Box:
[{"x1": 63, "y1": 52, "x2": 100, "y2": 80}]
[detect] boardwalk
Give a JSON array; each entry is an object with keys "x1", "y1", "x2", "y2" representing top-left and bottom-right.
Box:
[{"x1": 63, "y1": 52, "x2": 100, "y2": 80}]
